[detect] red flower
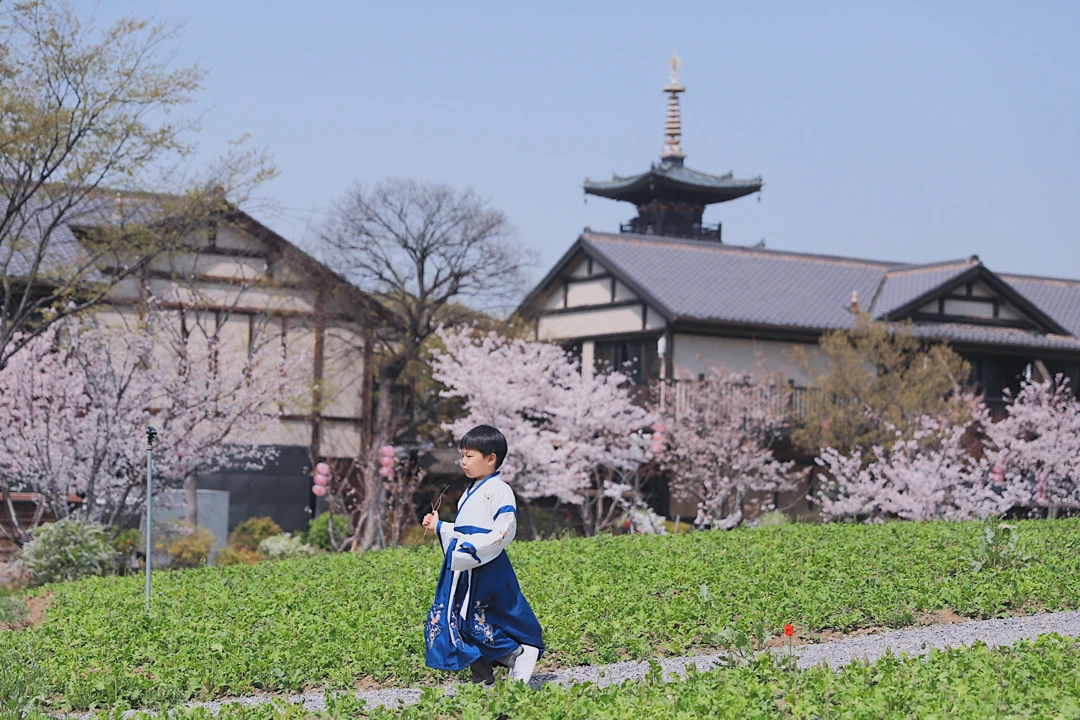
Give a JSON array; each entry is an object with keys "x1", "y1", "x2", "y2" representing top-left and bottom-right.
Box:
[{"x1": 783, "y1": 623, "x2": 794, "y2": 637}]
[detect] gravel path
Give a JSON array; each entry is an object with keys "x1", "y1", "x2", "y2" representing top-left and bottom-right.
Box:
[{"x1": 63, "y1": 610, "x2": 1080, "y2": 717}]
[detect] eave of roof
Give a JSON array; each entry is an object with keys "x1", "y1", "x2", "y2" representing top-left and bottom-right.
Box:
[{"x1": 584, "y1": 160, "x2": 763, "y2": 204}]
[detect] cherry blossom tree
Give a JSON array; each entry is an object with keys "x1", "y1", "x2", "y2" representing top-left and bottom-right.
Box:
[
  {"x1": 984, "y1": 375, "x2": 1080, "y2": 517},
  {"x1": 0, "y1": 298, "x2": 303, "y2": 543},
  {"x1": 815, "y1": 379, "x2": 1080, "y2": 523},
  {"x1": 814, "y1": 392, "x2": 1021, "y2": 522},
  {"x1": 656, "y1": 371, "x2": 796, "y2": 529},
  {"x1": 430, "y1": 326, "x2": 655, "y2": 537}
]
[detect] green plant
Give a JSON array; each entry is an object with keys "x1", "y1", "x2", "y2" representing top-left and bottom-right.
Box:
[
  {"x1": 0, "y1": 594, "x2": 28, "y2": 626},
  {"x1": 698, "y1": 582, "x2": 782, "y2": 669},
  {"x1": 971, "y1": 515, "x2": 1033, "y2": 572},
  {"x1": 215, "y1": 546, "x2": 260, "y2": 567},
  {"x1": 111, "y1": 528, "x2": 142, "y2": 573},
  {"x1": 753, "y1": 510, "x2": 790, "y2": 527},
  {"x1": 257, "y1": 533, "x2": 315, "y2": 561},
  {"x1": 19, "y1": 516, "x2": 115, "y2": 586},
  {"x1": 5, "y1": 519, "x2": 1080, "y2": 712},
  {"x1": 228, "y1": 517, "x2": 284, "y2": 552},
  {"x1": 304, "y1": 511, "x2": 350, "y2": 551},
  {"x1": 156, "y1": 522, "x2": 215, "y2": 569},
  {"x1": 0, "y1": 646, "x2": 47, "y2": 719},
  {"x1": 71, "y1": 636, "x2": 1080, "y2": 719}
]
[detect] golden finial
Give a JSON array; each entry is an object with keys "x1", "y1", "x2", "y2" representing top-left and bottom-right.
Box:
[{"x1": 661, "y1": 52, "x2": 686, "y2": 160}]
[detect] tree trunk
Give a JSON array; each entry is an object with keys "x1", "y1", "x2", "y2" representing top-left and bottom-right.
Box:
[
  {"x1": 354, "y1": 372, "x2": 397, "y2": 552},
  {"x1": 544, "y1": 499, "x2": 562, "y2": 540},
  {"x1": 185, "y1": 474, "x2": 198, "y2": 525}
]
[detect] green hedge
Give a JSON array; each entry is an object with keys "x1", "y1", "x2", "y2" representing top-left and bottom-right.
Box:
[
  {"x1": 89, "y1": 635, "x2": 1080, "y2": 719},
  {"x1": 4, "y1": 519, "x2": 1080, "y2": 711}
]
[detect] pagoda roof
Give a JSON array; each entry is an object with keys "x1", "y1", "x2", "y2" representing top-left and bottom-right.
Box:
[{"x1": 584, "y1": 157, "x2": 763, "y2": 206}]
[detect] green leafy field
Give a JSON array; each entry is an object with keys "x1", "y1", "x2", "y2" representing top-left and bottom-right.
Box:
[
  {"x1": 83, "y1": 635, "x2": 1080, "y2": 719},
  {"x1": 4, "y1": 519, "x2": 1080, "y2": 711}
]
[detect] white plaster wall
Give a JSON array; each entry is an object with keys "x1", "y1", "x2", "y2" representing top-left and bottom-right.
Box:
[
  {"x1": 321, "y1": 420, "x2": 362, "y2": 458},
  {"x1": 566, "y1": 278, "x2": 612, "y2": 307},
  {"x1": 672, "y1": 334, "x2": 820, "y2": 383},
  {"x1": 998, "y1": 302, "x2": 1022, "y2": 321},
  {"x1": 152, "y1": 253, "x2": 267, "y2": 280},
  {"x1": 568, "y1": 257, "x2": 590, "y2": 278},
  {"x1": 581, "y1": 340, "x2": 595, "y2": 377},
  {"x1": 542, "y1": 289, "x2": 564, "y2": 310},
  {"x1": 321, "y1": 324, "x2": 365, "y2": 417},
  {"x1": 215, "y1": 226, "x2": 264, "y2": 252},
  {"x1": 944, "y1": 298, "x2": 994, "y2": 319},
  {"x1": 645, "y1": 306, "x2": 665, "y2": 330},
  {"x1": 614, "y1": 280, "x2": 637, "y2": 302},
  {"x1": 538, "y1": 305, "x2": 645, "y2": 340}
]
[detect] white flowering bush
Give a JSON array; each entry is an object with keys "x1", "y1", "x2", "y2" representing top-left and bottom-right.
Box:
[
  {"x1": 256, "y1": 533, "x2": 315, "y2": 560},
  {"x1": 19, "y1": 516, "x2": 115, "y2": 586}
]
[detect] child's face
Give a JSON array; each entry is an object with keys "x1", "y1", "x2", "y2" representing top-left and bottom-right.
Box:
[{"x1": 460, "y1": 448, "x2": 498, "y2": 480}]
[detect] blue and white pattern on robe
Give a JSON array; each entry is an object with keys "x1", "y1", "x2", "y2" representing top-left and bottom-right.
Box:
[{"x1": 424, "y1": 471, "x2": 544, "y2": 671}]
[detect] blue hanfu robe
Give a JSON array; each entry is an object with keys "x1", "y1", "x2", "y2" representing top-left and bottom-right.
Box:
[{"x1": 424, "y1": 471, "x2": 544, "y2": 671}]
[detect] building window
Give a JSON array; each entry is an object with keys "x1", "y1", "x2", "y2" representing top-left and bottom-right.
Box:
[{"x1": 594, "y1": 337, "x2": 660, "y2": 385}]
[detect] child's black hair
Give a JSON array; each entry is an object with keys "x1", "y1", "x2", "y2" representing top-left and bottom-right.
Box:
[{"x1": 458, "y1": 425, "x2": 508, "y2": 469}]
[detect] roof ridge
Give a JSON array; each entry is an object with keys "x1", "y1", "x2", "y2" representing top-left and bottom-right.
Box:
[
  {"x1": 883, "y1": 258, "x2": 978, "y2": 277},
  {"x1": 583, "y1": 231, "x2": 899, "y2": 270},
  {"x1": 1000, "y1": 271, "x2": 1080, "y2": 287}
]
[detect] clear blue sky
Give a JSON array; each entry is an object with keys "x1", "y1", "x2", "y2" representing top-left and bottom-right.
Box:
[{"x1": 100, "y1": 1, "x2": 1080, "y2": 284}]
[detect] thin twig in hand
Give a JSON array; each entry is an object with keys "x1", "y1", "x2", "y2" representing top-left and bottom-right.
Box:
[{"x1": 410, "y1": 487, "x2": 449, "y2": 548}]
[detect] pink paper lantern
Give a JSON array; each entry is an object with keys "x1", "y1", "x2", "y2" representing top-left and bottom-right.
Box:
[
  {"x1": 651, "y1": 432, "x2": 664, "y2": 442},
  {"x1": 378, "y1": 465, "x2": 394, "y2": 478},
  {"x1": 315, "y1": 462, "x2": 331, "y2": 475},
  {"x1": 313, "y1": 473, "x2": 330, "y2": 486},
  {"x1": 651, "y1": 421, "x2": 666, "y2": 433},
  {"x1": 650, "y1": 443, "x2": 665, "y2": 454},
  {"x1": 379, "y1": 445, "x2": 395, "y2": 457},
  {"x1": 312, "y1": 484, "x2": 327, "y2": 497},
  {"x1": 379, "y1": 455, "x2": 394, "y2": 468}
]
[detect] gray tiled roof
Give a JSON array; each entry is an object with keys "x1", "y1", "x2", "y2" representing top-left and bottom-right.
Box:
[
  {"x1": 873, "y1": 261, "x2": 977, "y2": 317},
  {"x1": 584, "y1": 233, "x2": 889, "y2": 330},
  {"x1": 909, "y1": 323, "x2": 1080, "y2": 351},
  {"x1": 1001, "y1": 275, "x2": 1080, "y2": 338},
  {"x1": 3, "y1": 193, "x2": 170, "y2": 281},
  {"x1": 584, "y1": 161, "x2": 763, "y2": 195},
  {"x1": 577, "y1": 232, "x2": 1080, "y2": 354}
]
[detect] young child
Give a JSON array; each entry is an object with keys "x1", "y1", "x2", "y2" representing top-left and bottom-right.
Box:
[{"x1": 422, "y1": 424, "x2": 544, "y2": 686}]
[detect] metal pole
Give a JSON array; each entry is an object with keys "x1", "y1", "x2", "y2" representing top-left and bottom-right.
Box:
[{"x1": 145, "y1": 426, "x2": 157, "y2": 611}]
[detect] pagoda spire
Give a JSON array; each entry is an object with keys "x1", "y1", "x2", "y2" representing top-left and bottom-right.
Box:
[{"x1": 661, "y1": 52, "x2": 685, "y2": 160}]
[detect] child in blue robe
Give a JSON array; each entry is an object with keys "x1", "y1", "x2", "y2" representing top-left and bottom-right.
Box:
[{"x1": 422, "y1": 425, "x2": 544, "y2": 686}]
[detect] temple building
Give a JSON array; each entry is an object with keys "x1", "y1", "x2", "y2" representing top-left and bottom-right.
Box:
[
  {"x1": 582, "y1": 53, "x2": 762, "y2": 243},
  {"x1": 521, "y1": 54, "x2": 1080, "y2": 408}
]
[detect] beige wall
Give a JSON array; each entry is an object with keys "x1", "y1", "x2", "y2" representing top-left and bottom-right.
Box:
[
  {"x1": 672, "y1": 334, "x2": 821, "y2": 384},
  {"x1": 538, "y1": 305, "x2": 646, "y2": 340},
  {"x1": 93, "y1": 222, "x2": 371, "y2": 460}
]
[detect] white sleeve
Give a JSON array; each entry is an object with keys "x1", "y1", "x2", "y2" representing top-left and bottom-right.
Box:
[
  {"x1": 436, "y1": 520, "x2": 455, "y2": 554},
  {"x1": 449, "y1": 487, "x2": 518, "y2": 572}
]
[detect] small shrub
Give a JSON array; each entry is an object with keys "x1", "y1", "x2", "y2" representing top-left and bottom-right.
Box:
[
  {"x1": 228, "y1": 516, "x2": 283, "y2": 552},
  {"x1": 971, "y1": 515, "x2": 1032, "y2": 572},
  {"x1": 19, "y1": 516, "x2": 115, "y2": 586},
  {"x1": 156, "y1": 522, "x2": 214, "y2": 569},
  {"x1": 0, "y1": 645, "x2": 47, "y2": 719},
  {"x1": 0, "y1": 595, "x2": 28, "y2": 626},
  {"x1": 215, "y1": 546, "x2": 260, "y2": 566},
  {"x1": 111, "y1": 528, "x2": 142, "y2": 573},
  {"x1": 305, "y1": 511, "x2": 350, "y2": 551},
  {"x1": 754, "y1": 511, "x2": 791, "y2": 527},
  {"x1": 257, "y1": 533, "x2": 315, "y2": 561}
]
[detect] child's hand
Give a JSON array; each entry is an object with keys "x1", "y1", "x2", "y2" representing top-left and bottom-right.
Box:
[{"x1": 422, "y1": 512, "x2": 438, "y2": 532}]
